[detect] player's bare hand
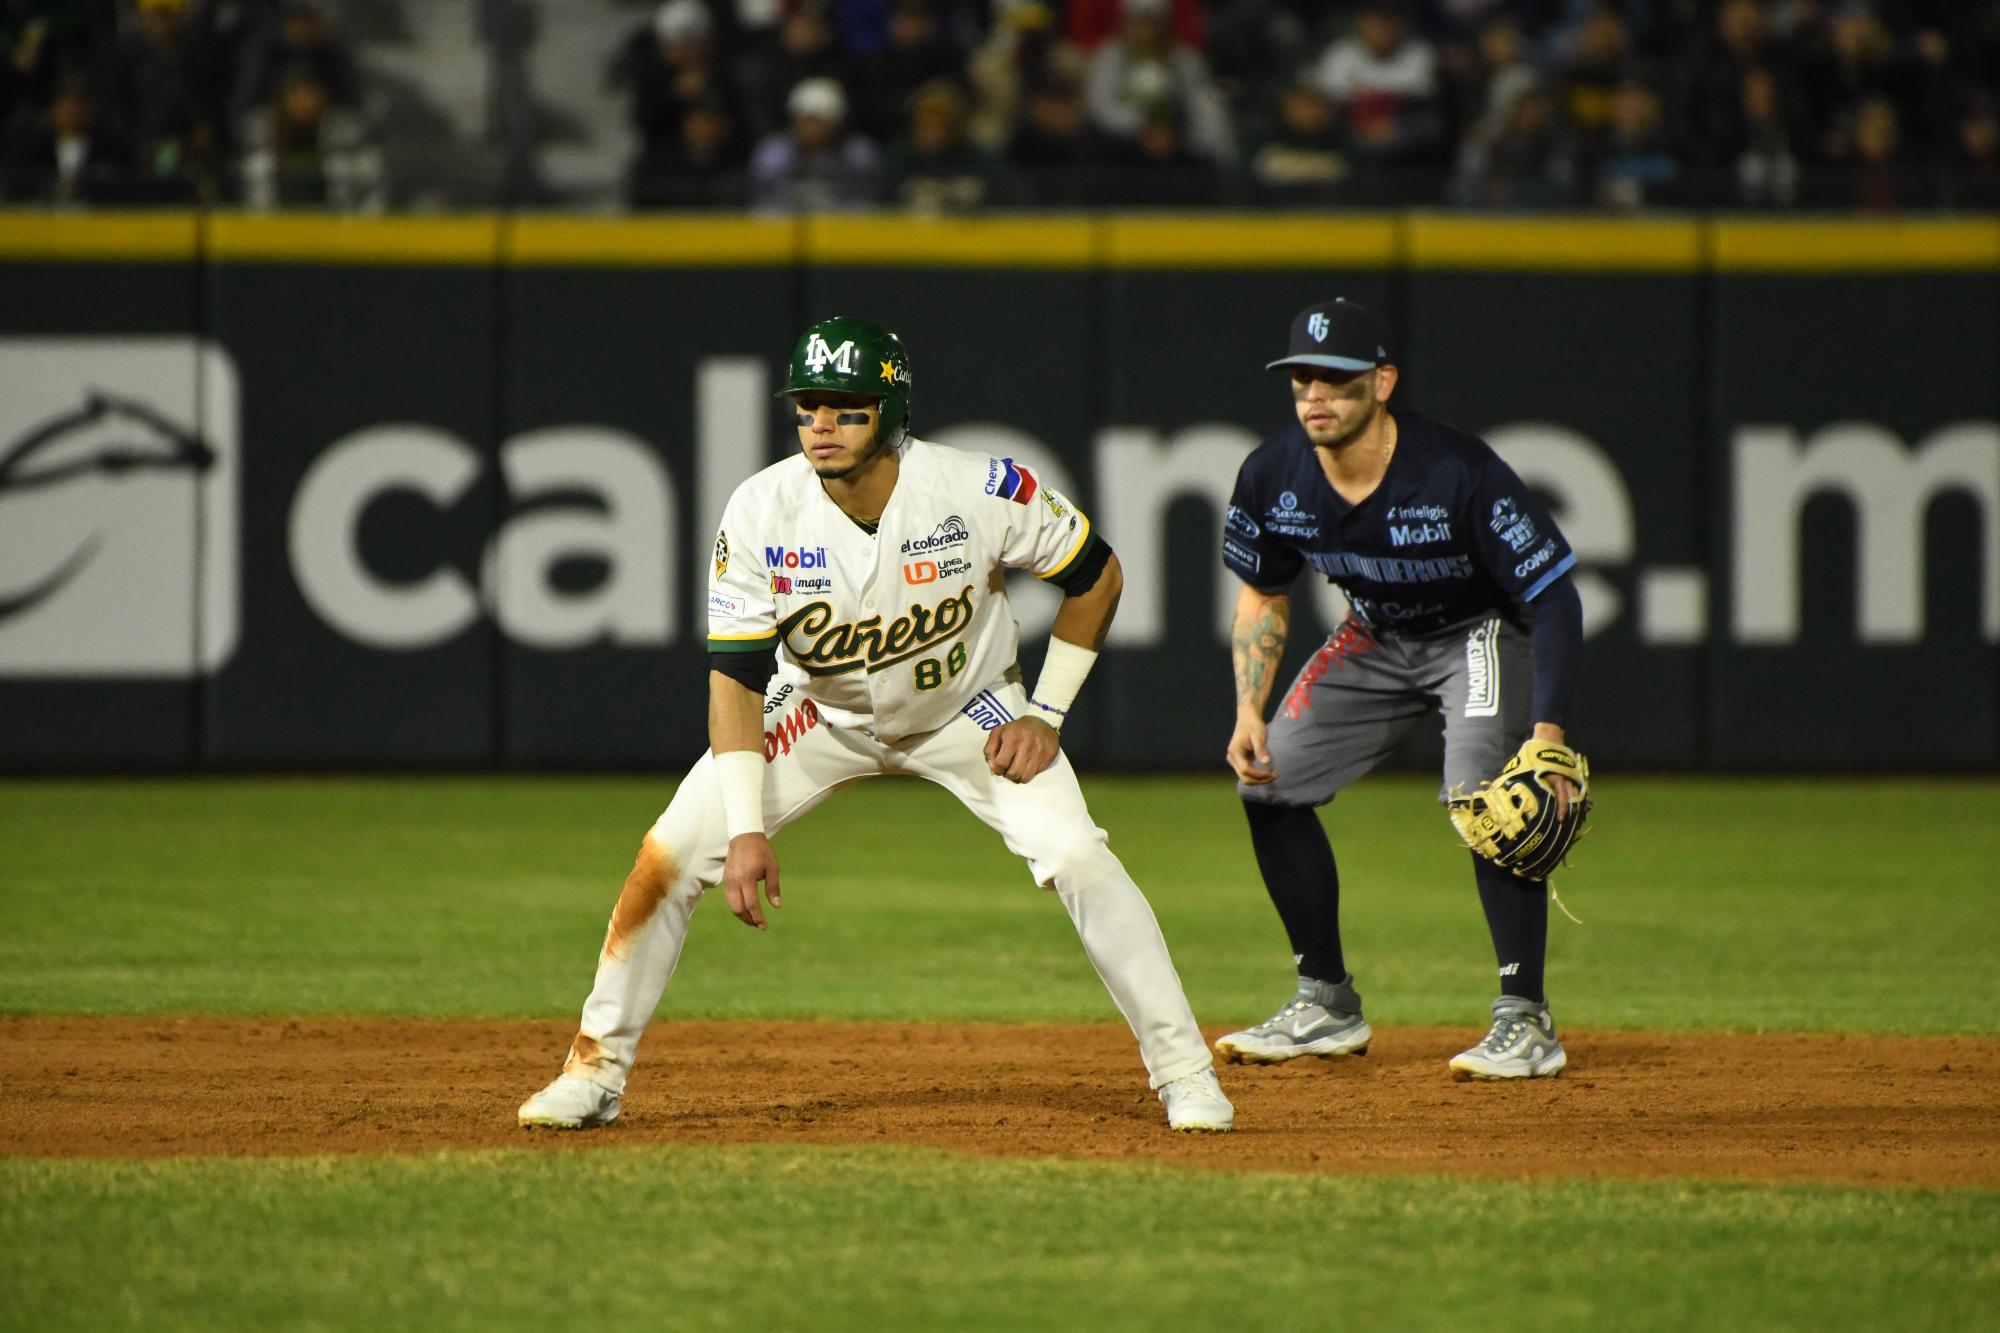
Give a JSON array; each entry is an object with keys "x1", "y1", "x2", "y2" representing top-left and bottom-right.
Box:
[
  {"x1": 1532, "y1": 722, "x2": 1574, "y2": 818},
  {"x1": 721, "y1": 833, "x2": 781, "y2": 930},
  {"x1": 1227, "y1": 709, "x2": 1278, "y2": 784},
  {"x1": 1541, "y1": 773, "x2": 1575, "y2": 819},
  {"x1": 984, "y1": 717, "x2": 1060, "y2": 784}
]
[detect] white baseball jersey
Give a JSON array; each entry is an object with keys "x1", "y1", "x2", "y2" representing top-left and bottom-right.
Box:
[
  {"x1": 706, "y1": 438, "x2": 1092, "y2": 743},
  {"x1": 558, "y1": 437, "x2": 1215, "y2": 1102}
]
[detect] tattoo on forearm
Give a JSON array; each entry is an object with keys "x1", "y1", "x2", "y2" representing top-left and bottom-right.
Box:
[{"x1": 1231, "y1": 598, "x2": 1289, "y2": 709}]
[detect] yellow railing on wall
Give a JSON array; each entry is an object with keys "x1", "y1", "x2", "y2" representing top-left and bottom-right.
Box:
[{"x1": 2, "y1": 211, "x2": 1996, "y2": 272}]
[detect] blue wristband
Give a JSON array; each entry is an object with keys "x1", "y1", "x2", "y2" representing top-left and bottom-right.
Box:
[{"x1": 1026, "y1": 698, "x2": 1067, "y2": 729}]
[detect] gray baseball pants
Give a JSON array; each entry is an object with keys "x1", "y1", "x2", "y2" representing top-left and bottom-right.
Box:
[{"x1": 1240, "y1": 612, "x2": 1533, "y2": 807}]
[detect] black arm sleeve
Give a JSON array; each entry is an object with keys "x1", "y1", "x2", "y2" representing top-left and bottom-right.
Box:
[
  {"x1": 708, "y1": 647, "x2": 777, "y2": 693},
  {"x1": 1048, "y1": 534, "x2": 1113, "y2": 597},
  {"x1": 1527, "y1": 575, "x2": 1582, "y2": 728}
]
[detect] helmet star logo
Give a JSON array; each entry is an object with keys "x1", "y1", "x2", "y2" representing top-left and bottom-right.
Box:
[{"x1": 879, "y1": 360, "x2": 896, "y2": 383}]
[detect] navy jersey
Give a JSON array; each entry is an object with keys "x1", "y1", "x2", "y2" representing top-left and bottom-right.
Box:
[{"x1": 1223, "y1": 409, "x2": 1576, "y2": 636}]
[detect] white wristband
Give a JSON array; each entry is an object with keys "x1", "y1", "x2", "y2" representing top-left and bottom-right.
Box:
[
  {"x1": 714, "y1": 750, "x2": 766, "y2": 838},
  {"x1": 1029, "y1": 637, "x2": 1098, "y2": 727}
]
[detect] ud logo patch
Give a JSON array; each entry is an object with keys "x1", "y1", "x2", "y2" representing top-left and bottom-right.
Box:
[
  {"x1": 714, "y1": 530, "x2": 730, "y2": 578},
  {"x1": 0, "y1": 337, "x2": 240, "y2": 677}
]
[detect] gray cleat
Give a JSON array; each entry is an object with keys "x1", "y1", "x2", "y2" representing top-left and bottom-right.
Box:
[
  {"x1": 1449, "y1": 997, "x2": 1567, "y2": 1080},
  {"x1": 1214, "y1": 974, "x2": 1371, "y2": 1064}
]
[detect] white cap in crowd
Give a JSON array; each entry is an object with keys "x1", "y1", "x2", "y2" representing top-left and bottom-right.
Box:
[
  {"x1": 788, "y1": 77, "x2": 847, "y2": 124},
  {"x1": 655, "y1": 0, "x2": 713, "y2": 42}
]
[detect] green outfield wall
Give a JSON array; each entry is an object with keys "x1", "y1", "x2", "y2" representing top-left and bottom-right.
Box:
[{"x1": 1, "y1": 213, "x2": 1995, "y2": 772}]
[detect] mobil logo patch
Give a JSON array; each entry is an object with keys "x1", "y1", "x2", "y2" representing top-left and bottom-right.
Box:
[
  {"x1": 764, "y1": 544, "x2": 828, "y2": 570},
  {"x1": 0, "y1": 338, "x2": 240, "y2": 676}
]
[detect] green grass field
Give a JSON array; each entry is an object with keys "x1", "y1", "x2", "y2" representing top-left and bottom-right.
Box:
[
  {"x1": 4, "y1": 776, "x2": 1998, "y2": 1330},
  {"x1": 4, "y1": 1150, "x2": 1993, "y2": 1332}
]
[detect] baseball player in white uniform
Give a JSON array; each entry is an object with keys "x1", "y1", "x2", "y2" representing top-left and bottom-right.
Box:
[{"x1": 518, "y1": 316, "x2": 1233, "y2": 1133}]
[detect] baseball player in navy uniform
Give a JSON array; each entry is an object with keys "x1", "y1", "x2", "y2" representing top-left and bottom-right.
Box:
[
  {"x1": 1215, "y1": 297, "x2": 1586, "y2": 1080},
  {"x1": 518, "y1": 316, "x2": 1233, "y2": 1133}
]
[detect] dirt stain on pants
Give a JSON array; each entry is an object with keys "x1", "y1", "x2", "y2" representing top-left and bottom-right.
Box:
[{"x1": 602, "y1": 837, "x2": 678, "y2": 964}]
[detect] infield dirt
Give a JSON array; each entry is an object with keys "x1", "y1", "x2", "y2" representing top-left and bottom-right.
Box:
[{"x1": 2, "y1": 1016, "x2": 1992, "y2": 1188}]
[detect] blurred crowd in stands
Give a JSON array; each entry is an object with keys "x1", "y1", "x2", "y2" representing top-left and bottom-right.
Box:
[
  {"x1": 5, "y1": 0, "x2": 1997, "y2": 212},
  {"x1": 1, "y1": 0, "x2": 381, "y2": 207}
]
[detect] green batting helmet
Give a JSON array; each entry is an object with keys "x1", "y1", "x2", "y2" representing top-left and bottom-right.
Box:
[{"x1": 777, "y1": 315, "x2": 913, "y2": 447}]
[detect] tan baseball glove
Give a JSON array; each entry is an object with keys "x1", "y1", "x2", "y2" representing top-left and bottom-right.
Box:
[{"x1": 1448, "y1": 738, "x2": 1593, "y2": 881}]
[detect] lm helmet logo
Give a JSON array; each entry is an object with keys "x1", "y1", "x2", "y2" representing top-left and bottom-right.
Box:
[{"x1": 804, "y1": 335, "x2": 858, "y2": 376}]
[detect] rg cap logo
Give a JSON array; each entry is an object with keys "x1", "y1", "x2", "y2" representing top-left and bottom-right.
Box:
[
  {"x1": 0, "y1": 339, "x2": 240, "y2": 676},
  {"x1": 1307, "y1": 312, "x2": 1330, "y2": 343}
]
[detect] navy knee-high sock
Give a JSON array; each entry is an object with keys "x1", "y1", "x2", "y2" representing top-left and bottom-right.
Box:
[
  {"x1": 1472, "y1": 853, "x2": 1548, "y2": 1003},
  {"x1": 1242, "y1": 801, "x2": 1346, "y2": 984}
]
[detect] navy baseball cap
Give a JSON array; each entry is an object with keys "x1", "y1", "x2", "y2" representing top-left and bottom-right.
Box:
[{"x1": 1266, "y1": 298, "x2": 1390, "y2": 373}]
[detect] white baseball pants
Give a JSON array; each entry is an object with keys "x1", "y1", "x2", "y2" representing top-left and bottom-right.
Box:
[{"x1": 558, "y1": 678, "x2": 1214, "y2": 1092}]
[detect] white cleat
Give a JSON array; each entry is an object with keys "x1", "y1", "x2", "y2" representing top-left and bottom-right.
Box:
[
  {"x1": 1157, "y1": 1067, "x2": 1234, "y2": 1133},
  {"x1": 518, "y1": 1073, "x2": 622, "y2": 1129}
]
